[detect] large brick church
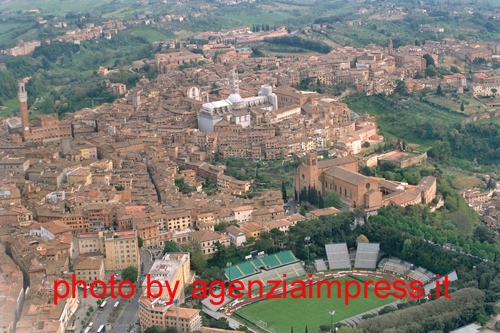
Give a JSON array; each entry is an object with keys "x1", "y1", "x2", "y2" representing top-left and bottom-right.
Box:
[{"x1": 294, "y1": 152, "x2": 436, "y2": 211}]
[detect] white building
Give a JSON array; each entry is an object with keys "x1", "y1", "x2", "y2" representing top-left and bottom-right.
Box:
[
  {"x1": 226, "y1": 225, "x2": 246, "y2": 247},
  {"x1": 197, "y1": 70, "x2": 278, "y2": 132}
]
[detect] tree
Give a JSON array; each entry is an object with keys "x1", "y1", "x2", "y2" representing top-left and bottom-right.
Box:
[
  {"x1": 121, "y1": 266, "x2": 138, "y2": 283},
  {"x1": 324, "y1": 190, "x2": 341, "y2": 209},
  {"x1": 436, "y1": 84, "x2": 445, "y2": 96},
  {"x1": 200, "y1": 266, "x2": 225, "y2": 284},
  {"x1": 364, "y1": 141, "x2": 371, "y2": 148},
  {"x1": 253, "y1": 232, "x2": 274, "y2": 252},
  {"x1": 165, "y1": 328, "x2": 179, "y2": 333},
  {"x1": 282, "y1": 181, "x2": 288, "y2": 202},
  {"x1": 423, "y1": 54, "x2": 435, "y2": 67},
  {"x1": 425, "y1": 65, "x2": 439, "y2": 78},
  {"x1": 214, "y1": 221, "x2": 228, "y2": 232},
  {"x1": 460, "y1": 101, "x2": 465, "y2": 111},
  {"x1": 402, "y1": 239, "x2": 414, "y2": 258},
  {"x1": 451, "y1": 65, "x2": 461, "y2": 73},
  {"x1": 415, "y1": 39, "x2": 420, "y2": 46},
  {"x1": 356, "y1": 234, "x2": 369, "y2": 244},
  {"x1": 318, "y1": 195, "x2": 324, "y2": 208},
  {"x1": 138, "y1": 236, "x2": 143, "y2": 248},
  {"x1": 393, "y1": 79, "x2": 408, "y2": 95},
  {"x1": 144, "y1": 326, "x2": 164, "y2": 333},
  {"x1": 162, "y1": 241, "x2": 178, "y2": 254},
  {"x1": 182, "y1": 243, "x2": 206, "y2": 274},
  {"x1": 299, "y1": 205, "x2": 307, "y2": 216},
  {"x1": 175, "y1": 177, "x2": 194, "y2": 194},
  {"x1": 474, "y1": 225, "x2": 496, "y2": 243},
  {"x1": 487, "y1": 177, "x2": 497, "y2": 190},
  {"x1": 337, "y1": 327, "x2": 363, "y2": 333},
  {"x1": 477, "y1": 314, "x2": 489, "y2": 326},
  {"x1": 428, "y1": 140, "x2": 451, "y2": 163}
]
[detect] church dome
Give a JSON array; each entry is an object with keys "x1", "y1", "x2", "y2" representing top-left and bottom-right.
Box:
[{"x1": 227, "y1": 93, "x2": 243, "y2": 103}]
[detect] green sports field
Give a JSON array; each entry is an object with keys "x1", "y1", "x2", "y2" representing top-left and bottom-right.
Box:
[{"x1": 234, "y1": 276, "x2": 400, "y2": 333}]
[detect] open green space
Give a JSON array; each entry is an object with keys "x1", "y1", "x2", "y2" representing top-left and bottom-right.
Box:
[
  {"x1": 0, "y1": 0, "x2": 138, "y2": 16},
  {"x1": 130, "y1": 27, "x2": 177, "y2": 43},
  {"x1": 235, "y1": 276, "x2": 399, "y2": 333},
  {"x1": 219, "y1": 8, "x2": 297, "y2": 26},
  {"x1": 424, "y1": 95, "x2": 492, "y2": 115},
  {"x1": 345, "y1": 93, "x2": 466, "y2": 150}
]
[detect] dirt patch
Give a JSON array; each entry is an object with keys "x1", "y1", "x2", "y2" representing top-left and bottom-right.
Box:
[
  {"x1": 383, "y1": 151, "x2": 410, "y2": 160},
  {"x1": 173, "y1": 30, "x2": 193, "y2": 39}
]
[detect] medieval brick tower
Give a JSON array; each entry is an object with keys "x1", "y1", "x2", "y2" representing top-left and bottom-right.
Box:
[
  {"x1": 17, "y1": 80, "x2": 30, "y2": 141},
  {"x1": 294, "y1": 151, "x2": 322, "y2": 197},
  {"x1": 388, "y1": 39, "x2": 393, "y2": 55}
]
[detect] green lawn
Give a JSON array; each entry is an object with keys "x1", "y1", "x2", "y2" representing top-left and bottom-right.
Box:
[
  {"x1": 235, "y1": 276, "x2": 399, "y2": 333},
  {"x1": 130, "y1": 27, "x2": 177, "y2": 42},
  {"x1": 0, "y1": 0, "x2": 137, "y2": 15},
  {"x1": 219, "y1": 9, "x2": 296, "y2": 26}
]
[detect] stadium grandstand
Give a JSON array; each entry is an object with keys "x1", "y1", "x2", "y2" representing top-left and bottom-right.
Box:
[
  {"x1": 325, "y1": 243, "x2": 351, "y2": 270},
  {"x1": 380, "y1": 258, "x2": 412, "y2": 276},
  {"x1": 354, "y1": 243, "x2": 380, "y2": 269},
  {"x1": 314, "y1": 259, "x2": 328, "y2": 272},
  {"x1": 379, "y1": 257, "x2": 437, "y2": 285},
  {"x1": 223, "y1": 250, "x2": 306, "y2": 291},
  {"x1": 407, "y1": 266, "x2": 434, "y2": 284},
  {"x1": 423, "y1": 270, "x2": 458, "y2": 295}
]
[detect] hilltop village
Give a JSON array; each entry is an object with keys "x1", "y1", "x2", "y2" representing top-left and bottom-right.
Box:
[{"x1": 2, "y1": 26, "x2": 500, "y2": 333}]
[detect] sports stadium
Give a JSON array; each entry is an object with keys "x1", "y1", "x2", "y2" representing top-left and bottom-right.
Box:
[{"x1": 221, "y1": 244, "x2": 453, "y2": 333}]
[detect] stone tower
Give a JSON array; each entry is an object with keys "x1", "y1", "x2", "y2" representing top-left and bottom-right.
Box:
[
  {"x1": 17, "y1": 80, "x2": 29, "y2": 141},
  {"x1": 132, "y1": 92, "x2": 141, "y2": 110},
  {"x1": 388, "y1": 39, "x2": 393, "y2": 55}
]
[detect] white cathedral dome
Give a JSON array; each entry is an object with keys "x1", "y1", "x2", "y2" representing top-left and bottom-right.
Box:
[{"x1": 227, "y1": 93, "x2": 243, "y2": 103}]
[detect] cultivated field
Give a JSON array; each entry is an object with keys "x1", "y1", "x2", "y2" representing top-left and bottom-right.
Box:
[{"x1": 235, "y1": 276, "x2": 399, "y2": 333}]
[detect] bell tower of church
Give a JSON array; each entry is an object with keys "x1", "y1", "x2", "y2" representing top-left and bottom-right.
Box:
[{"x1": 304, "y1": 151, "x2": 319, "y2": 190}]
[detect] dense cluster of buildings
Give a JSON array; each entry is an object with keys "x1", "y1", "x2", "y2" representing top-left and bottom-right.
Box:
[{"x1": 0, "y1": 25, "x2": 489, "y2": 333}]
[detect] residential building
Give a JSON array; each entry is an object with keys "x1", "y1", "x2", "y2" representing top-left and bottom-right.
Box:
[
  {"x1": 226, "y1": 225, "x2": 246, "y2": 246},
  {"x1": 73, "y1": 254, "x2": 105, "y2": 282},
  {"x1": 188, "y1": 230, "x2": 230, "y2": 255}
]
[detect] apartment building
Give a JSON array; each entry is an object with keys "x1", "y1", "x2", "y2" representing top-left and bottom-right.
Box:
[
  {"x1": 77, "y1": 230, "x2": 139, "y2": 270},
  {"x1": 136, "y1": 221, "x2": 160, "y2": 247},
  {"x1": 139, "y1": 253, "x2": 201, "y2": 332},
  {"x1": 74, "y1": 254, "x2": 105, "y2": 282}
]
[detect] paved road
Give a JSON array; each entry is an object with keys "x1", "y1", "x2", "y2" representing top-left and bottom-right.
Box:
[
  {"x1": 108, "y1": 247, "x2": 155, "y2": 333},
  {"x1": 74, "y1": 247, "x2": 155, "y2": 333}
]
